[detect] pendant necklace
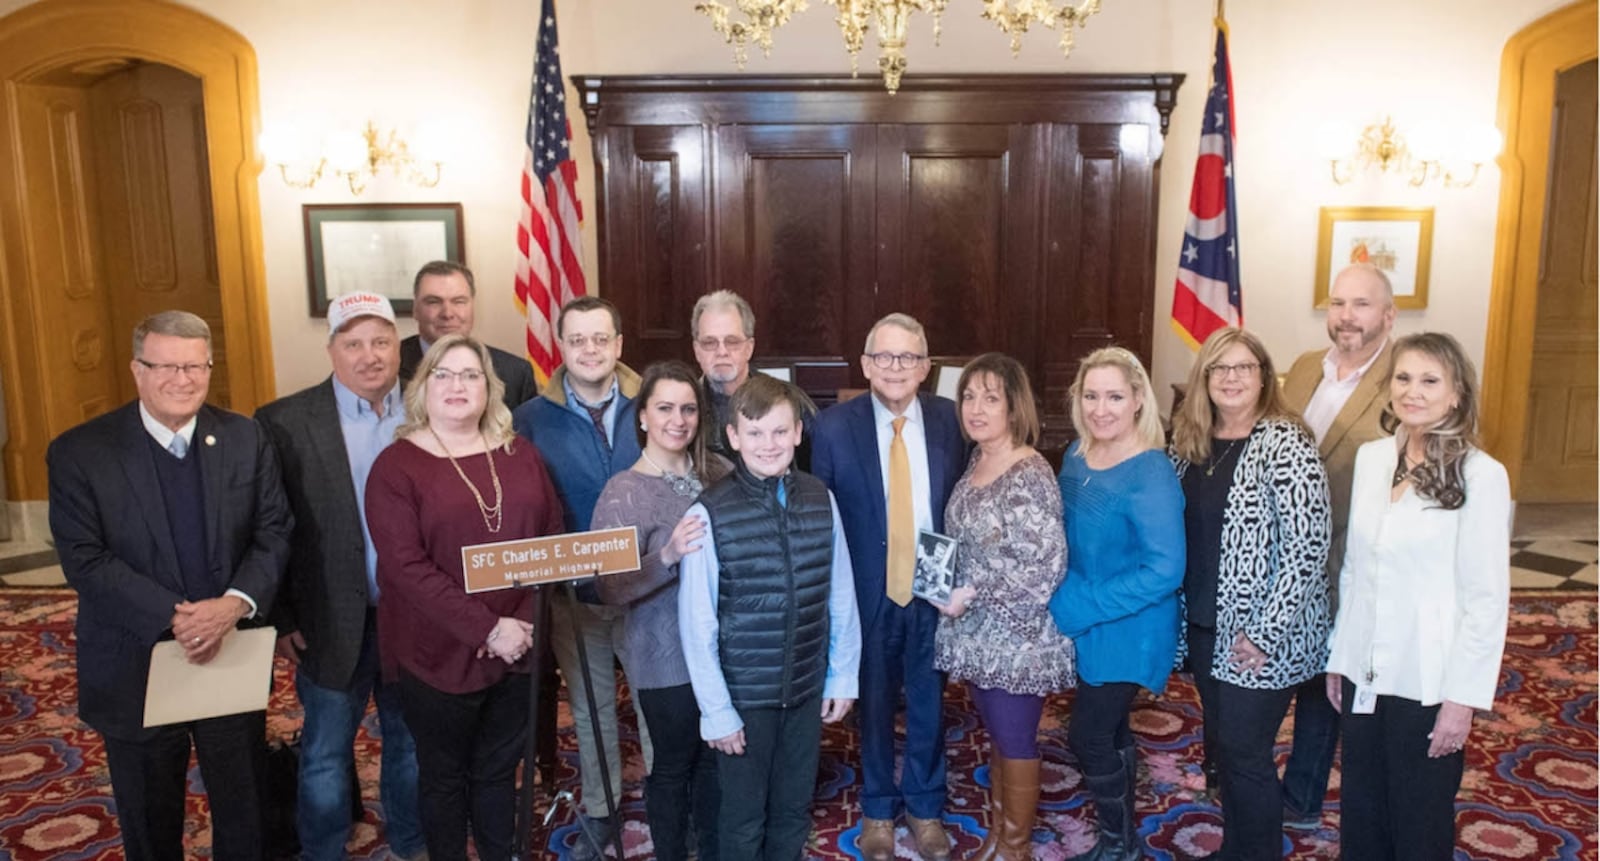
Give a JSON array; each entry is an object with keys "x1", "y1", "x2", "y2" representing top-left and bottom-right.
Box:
[
  {"x1": 642, "y1": 449, "x2": 702, "y2": 499},
  {"x1": 430, "y1": 428, "x2": 504, "y2": 533},
  {"x1": 1206, "y1": 437, "x2": 1244, "y2": 476},
  {"x1": 1392, "y1": 450, "x2": 1422, "y2": 488}
]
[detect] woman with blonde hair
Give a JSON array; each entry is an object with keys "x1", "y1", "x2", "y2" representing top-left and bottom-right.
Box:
[
  {"x1": 1327, "y1": 332, "x2": 1509, "y2": 859},
  {"x1": 1049, "y1": 347, "x2": 1185, "y2": 861},
  {"x1": 366, "y1": 334, "x2": 566, "y2": 861},
  {"x1": 1169, "y1": 327, "x2": 1331, "y2": 861}
]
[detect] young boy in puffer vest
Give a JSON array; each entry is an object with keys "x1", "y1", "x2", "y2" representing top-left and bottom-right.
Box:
[{"x1": 677, "y1": 373, "x2": 862, "y2": 860}]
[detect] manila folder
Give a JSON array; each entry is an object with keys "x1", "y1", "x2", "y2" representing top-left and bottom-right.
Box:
[{"x1": 143, "y1": 627, "x2": 276, "y2": 728}]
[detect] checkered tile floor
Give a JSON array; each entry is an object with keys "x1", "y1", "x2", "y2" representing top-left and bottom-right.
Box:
[{"x1": 1509, "y1": 538, "x2": 1599, "y2": 590}]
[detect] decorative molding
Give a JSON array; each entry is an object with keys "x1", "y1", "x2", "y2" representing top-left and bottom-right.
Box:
[
  {"x1": 46, "y1": 101, "x2": 96, "y2": 301},
  {"x1": 118, "y1": 99, "x2": 178, "y2": 292},
  {"x1": 69, "y1": 327, "x2": 102, "y2": 371}
]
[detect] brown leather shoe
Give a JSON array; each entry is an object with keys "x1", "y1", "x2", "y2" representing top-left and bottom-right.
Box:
[
  {"x1": 858, "y1": 816, "x2": 897, "y2": 861},
  {"x1": 907, "y1": 815, "x2": 952, "y2": 860}
]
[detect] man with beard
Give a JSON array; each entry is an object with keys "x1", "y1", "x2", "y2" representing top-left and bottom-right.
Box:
[{"x1": 1278, "y1": 262, "x2": 1396, "y2": 831}]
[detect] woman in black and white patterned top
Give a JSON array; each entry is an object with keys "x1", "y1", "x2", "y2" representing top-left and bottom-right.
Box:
[
  {"x1": 1169, "y1": 327, "x2": 1332, "y2": 861},
  {"x1": 932, "y1": 353, "x2": 1074, "y2": 861}
]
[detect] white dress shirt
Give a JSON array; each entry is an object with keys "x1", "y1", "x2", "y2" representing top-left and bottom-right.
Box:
[
  {"x1": 1301, "y1": 339, "x2": 1388, "y2": 445},
  {"x1": 871, "y1": 395, "x2": 934, "y2": 534},
  {"x1": 1325, "y1": 438, "x2": 1510, "y2": 710},
  {"x1": 138, "y1": 402, "x2": 258, "y2": 618}
]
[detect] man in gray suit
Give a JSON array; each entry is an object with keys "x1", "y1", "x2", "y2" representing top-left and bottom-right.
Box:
[{"x1": 256, "y1": 293, "x2": 425, "y2": 860}]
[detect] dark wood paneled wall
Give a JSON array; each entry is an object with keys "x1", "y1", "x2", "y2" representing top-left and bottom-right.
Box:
[{"x1": 574, "y1": 74, "x2": 1182, "y2": 448}]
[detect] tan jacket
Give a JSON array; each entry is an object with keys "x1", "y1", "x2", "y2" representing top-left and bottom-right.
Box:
[{"x1": 1281, "y1": 340, "x2": 1394, "y2": 595}]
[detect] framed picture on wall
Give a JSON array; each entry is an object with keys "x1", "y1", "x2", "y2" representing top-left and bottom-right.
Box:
[
  {"x1": 1313, "y1": 206, "x2": 1433, "y2": 310},
  {"x1": 304, "y1": 203, "x2": 465, "y2": 316}
]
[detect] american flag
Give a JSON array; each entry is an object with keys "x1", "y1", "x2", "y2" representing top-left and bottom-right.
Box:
[
  {"x1": 1170, "y1": 20, "x2": 1242, "y2": 349},
  {"x1": 514, "y1": 0, "x2": 586, "y2": 387}
]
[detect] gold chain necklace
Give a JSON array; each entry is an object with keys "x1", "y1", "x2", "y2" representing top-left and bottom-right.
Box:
[
  {"x1": 430, "y1": 428, "x2": 504, "y2": 533},
  {"x1": 1206, "y1": 436, "x2": 1244, "y2": 476}
]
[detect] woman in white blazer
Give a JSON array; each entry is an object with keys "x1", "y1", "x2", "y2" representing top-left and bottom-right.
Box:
[{"x1": 1326, "y1": 331, "x2": 1510, "y2": 860}]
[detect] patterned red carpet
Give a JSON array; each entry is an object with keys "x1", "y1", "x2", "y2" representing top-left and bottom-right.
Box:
[{"x1": 0, "y1": 588, "x2": 1593, "y2": 860}]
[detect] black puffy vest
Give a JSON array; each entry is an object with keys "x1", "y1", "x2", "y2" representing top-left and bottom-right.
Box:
[{"x1": 699, "y1": 463, "x2": 834, "y2": 709}]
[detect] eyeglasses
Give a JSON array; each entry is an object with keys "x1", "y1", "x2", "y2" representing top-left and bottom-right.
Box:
[
  {"x1": 1206, "y1": 361, "x2": 1261, "y2": 379},
  {"x1": 695, "y1": 335, "x2": 749, "y2": 353},
  {"x1": 562, "y1": 333, "x2": 615, "y2": 351},
  {"x1": 430, "y1": 368, "x2": 486, "y2": 384},
  {"x1": 866, "y1": 351, "x2": 928, "y2": 370},
  {"x1": 136, "y1": 359, "x2": 213, "y2": 378}
]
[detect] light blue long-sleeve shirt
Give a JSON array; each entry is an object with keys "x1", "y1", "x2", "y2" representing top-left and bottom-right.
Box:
[
  {"x1": 331, "y1": 376, "x2": 403, "y2": 604},
  {"x1": 677, "y1": 490, "x2": 862, "y2": 741}
]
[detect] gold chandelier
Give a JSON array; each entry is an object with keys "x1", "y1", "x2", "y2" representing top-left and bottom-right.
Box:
[{"x1": 695, "y1": 0, "x2": 1103, "y2": 94}]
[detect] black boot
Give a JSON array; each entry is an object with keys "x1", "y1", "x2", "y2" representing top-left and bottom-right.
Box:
[
  {"x1": 1118, "y1": 744, "x2": 1142, "y2": 856},
  {"x1": 1066, "y1": 764, "x2": 1139, "y2": 861}
]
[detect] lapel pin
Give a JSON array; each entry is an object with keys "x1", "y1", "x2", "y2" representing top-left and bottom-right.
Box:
[{"x1": 204, "y1": 435, "x2": 217, "y2": 447}]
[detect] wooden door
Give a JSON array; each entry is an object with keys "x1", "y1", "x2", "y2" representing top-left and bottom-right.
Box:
[
  {"x1": 87, "y1": 63, "x2": 228, "y2": 407},
  {"x1": 876, "y1": 123, "x2": 1044, "y2": 371},
  {"x1": 715, "y1": 122, "x2": 877, "y2": 396},
  {"x1": 593, "y1": 123, "x2": 709, "y2": 362},
  {"x1": 12, "y1": 82, "x2": 124, "y2": 431},
  {"x1": 1520, "y1": 59, "x2": 1598, "y2": 502}
]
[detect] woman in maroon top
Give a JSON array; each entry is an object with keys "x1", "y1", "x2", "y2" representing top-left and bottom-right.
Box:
[{"x1": 366, "y1": 334, "x2": 564, "y2": 861}]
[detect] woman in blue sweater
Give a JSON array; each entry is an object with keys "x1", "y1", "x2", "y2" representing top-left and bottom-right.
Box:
[{"x1": 1049, "y1": 347, "x2": 1186, "y2": 861}]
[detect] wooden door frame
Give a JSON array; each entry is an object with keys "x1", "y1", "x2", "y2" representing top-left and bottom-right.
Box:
[
  {"x1": 0, "y1": 0, "x2": 274, "y2": 500},
  {"x1": 1481, "y1": 0, "x2": 1598, "y2": 496}
]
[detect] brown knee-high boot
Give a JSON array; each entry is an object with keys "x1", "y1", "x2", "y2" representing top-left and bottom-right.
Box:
[
  {"x1": 997, "y1": 756, "x2": 1042, "y2": 860},
  {"x1": 972, "y1": 749, "x2": 1009, "y2": 861}
]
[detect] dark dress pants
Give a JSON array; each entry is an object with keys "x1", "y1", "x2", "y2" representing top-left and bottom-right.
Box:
[
  {"x1": 1189, "y1": 625, "x2": 1294, "y2": 861},
  {"x1": 858, "y1": 598, "x2": 946, "y2": 820},
  {"x1": 1281, "y1": 672, "x2": 1340, "y2": 818},
  {"x1": 636, "y1": 683, "x2": 719, "y2": 861},
  {"x1": 102, "y1": 711, "x2": 267, "y2": 861},
  {"x1": 399, "y1": 670, "x2": 529, "y2": 861},
  {"x1": 717, "y1": 696, "x2": 823, "y2": 861},
  {"x1": 1339, "y1": 678, "x2": 1465, "y2": 860},
  {"x1": 1067, "y1": 681, "x2": 1140, "y2": 778}
]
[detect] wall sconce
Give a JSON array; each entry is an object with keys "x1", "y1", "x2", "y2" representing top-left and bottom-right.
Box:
[
  {"x1": 260, "y1": 121, "x2": 447, "y2": 195},
  {"x1": 1321, "y1": 116, "x2": 1501, "y2": 189}
]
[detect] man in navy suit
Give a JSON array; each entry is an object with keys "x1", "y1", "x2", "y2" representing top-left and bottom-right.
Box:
[
  {"x1": 48, "y1": 310, "x2": 292, "y2": 861},
  {"x1": 812, "y1": 314, "x2": 966, "y2": 861}
]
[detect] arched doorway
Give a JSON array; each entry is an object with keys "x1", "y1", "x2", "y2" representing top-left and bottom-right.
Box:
[
  {"x1": 1481, "y1": 0, "x2": 1598, "y2": 501},
  {"x1": 0, "y1": 0, "x2": 274, "y2": 500}
]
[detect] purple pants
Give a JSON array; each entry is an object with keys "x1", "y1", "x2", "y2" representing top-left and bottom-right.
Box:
[{"x1": 970, "y1": 684, "x2": 1045, "y2": 760}]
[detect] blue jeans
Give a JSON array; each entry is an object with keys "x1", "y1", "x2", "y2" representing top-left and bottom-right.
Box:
[
  {"x1": 1281, "y1": 672, "x2": 1340, "y2": 817},
  {"x1": 295, "y1": 622, "x2": 423, "y2": 860}
]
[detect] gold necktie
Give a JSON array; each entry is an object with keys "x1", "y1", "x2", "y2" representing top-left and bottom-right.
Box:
[{"x1": 887, "y1": 416, "x2": 914, "y2": 607}]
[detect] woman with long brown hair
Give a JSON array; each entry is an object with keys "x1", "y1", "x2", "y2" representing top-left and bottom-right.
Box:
[
  {"x1": 591, "y1": 360, "x2": 731, "y2": 861},
  {"x1": 1326, "y1": 332, "x2": 1510, "y2": 860}
]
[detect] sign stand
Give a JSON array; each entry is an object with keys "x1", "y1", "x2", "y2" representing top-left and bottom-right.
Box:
[
  {"x1": 466, "y1": 528, "x2": 640, "y2": 860},
  {"x1": 506, "y1": 568, "x2": 637, "y2": 858}
]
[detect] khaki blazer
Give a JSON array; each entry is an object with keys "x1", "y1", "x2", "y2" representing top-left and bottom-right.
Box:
[{"x1": 1281, "y1": 340, "x2": 1394, "y2": 594}]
